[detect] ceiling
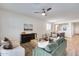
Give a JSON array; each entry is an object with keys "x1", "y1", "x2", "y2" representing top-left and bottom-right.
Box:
[{"x1": 0, "y1": 3, "x2": 79, "y2": 20}]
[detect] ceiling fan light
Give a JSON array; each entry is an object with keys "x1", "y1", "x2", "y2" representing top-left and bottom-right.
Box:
[{"x1": 42, "y1": 13, "x2": 45, "y2": 16}]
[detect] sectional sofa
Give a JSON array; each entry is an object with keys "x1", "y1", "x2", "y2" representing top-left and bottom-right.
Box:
[{"x1": 32, "y1": 37, "x2": 67, "y2": 56}]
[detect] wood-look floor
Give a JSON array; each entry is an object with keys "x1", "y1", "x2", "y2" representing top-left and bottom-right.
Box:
[{"x1": 66, "y1": 35, "x2": 79, "y2": 56}]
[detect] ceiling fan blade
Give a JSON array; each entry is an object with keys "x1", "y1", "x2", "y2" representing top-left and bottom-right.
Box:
[
  {"x1": 34, "y1": 12, "x2": 40, "y2": 13},
  {"x1": 47, "y1": 8, "x2": 52, "y2": 11}
]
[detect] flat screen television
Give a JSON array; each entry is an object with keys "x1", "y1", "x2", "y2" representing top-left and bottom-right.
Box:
[{"x1": 21, "y1": 33, "x2": 36, "y2": 43}]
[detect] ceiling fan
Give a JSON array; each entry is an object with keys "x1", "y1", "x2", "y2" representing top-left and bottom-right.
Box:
[{"x1": 34, "y1": 8, "x2": 52, "y2": 16}]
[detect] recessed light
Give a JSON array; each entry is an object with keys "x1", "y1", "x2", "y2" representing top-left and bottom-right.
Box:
[{"x1": 42, "y1": 13, "x2": 45, "y2": 16}]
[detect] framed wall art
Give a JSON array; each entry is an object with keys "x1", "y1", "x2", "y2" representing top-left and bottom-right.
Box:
[{"x1": 24, "y1": 24, "x2": 33, "y2": 31}]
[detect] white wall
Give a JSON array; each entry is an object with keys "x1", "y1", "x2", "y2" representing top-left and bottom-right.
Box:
[
  {"x1": 74, "y1": 23, "x2": 79, "y2": 35},
  {"x1": 0, "y1": 9, "x2": 47, "y2": 40}
]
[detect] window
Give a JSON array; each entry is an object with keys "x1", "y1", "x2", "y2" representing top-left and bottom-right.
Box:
[{"x1": 46, "y1": 23, "x2": 51, "y2": 31}]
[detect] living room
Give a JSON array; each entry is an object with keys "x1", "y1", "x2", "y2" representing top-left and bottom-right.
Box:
[{"x1": 0, "y1": 3, "x2": 79, "y2": 56}]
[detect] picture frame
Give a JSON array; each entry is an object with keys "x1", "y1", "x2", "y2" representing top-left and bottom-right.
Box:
[
  {"x1": 63, "y1": 26, "x2": 67, "y2": 31},
  {"x1": 24, "y1": 24, "x2": 33, "y2": 31}
]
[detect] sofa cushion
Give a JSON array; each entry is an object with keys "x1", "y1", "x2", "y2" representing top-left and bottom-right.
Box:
[
  {"x1": 8, "y1": 37, "x2": 20, "y2": 48},
  {"x1": 44, "y1": 37, "x2": 65, "y2": 53},
  {"x1": 3, "y1": 37, "x2": 13, "y2": 49},
  {"x1": 43, "y1": 43, "x2": 58, "y2": 53},
  {"x1": 3, "y1": 37, "x2": 20, "y2": 48},
  {"x1": 56, "y1": 37, "x2": 64, "y2": 45}
]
